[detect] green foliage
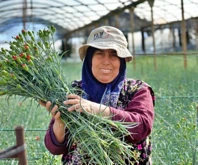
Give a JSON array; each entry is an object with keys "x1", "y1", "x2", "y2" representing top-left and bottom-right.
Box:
[
  {"x1": 127, "y1": 55, "x2": 198, "y2": 165},
  {"x1": 35, "y1": 151, "x2": 61, "y2": 165}
]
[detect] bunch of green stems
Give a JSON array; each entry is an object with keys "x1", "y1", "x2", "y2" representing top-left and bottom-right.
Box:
[{"x1": 0, "y1": 26, "x2": 138, "y2": 164}]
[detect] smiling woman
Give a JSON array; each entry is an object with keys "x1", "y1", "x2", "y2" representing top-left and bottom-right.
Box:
[
  {"x1": 92, "y1": 49, "x2": 120, "y2": 83},
  {"x1": 43, "y1": 26, "x2": 155, "y2": 165}
]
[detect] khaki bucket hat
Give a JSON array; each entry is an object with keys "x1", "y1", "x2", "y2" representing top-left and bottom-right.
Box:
[{"x1": 78, "y1": 26, "x2": 133, "y2": 62}]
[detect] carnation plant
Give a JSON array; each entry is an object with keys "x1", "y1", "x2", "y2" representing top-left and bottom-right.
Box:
[{"x1": 0, "y1": 26, "x2": 138, "y2": 164}]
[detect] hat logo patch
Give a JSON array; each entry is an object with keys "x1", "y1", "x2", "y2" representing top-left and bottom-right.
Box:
[{"x1": 93, "y1": 31, "x2": 110, "y2": 40}]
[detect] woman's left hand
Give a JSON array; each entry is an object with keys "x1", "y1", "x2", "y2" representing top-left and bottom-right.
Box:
[{"x1": 63, "y1": 94, "x2": 111, "y2": 117}]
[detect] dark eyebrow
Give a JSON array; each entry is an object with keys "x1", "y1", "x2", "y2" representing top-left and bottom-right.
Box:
[
  {"x1": 94, "y1": 49, "x2": 117, "y2": 54},
  {"x1": 108, "y1": 50, "x2": 117, "y2": 54},
  {"x1": 93, "y1": 48, "x2": 102, "y2": 53},
  {"x1": 109, "y1": 50, "x2": 116, "y2": 52}
]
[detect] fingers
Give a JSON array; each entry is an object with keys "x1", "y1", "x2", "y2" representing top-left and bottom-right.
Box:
[
  {"x1": 46, "y1": 101, "x2": 52, "y2": 111},
  {"x1": 52, "y1": 110, "x2": 61, "y2": 120},
  {"x1": 51, "y1": 105, "x2": 58, "y2": 115},
  {"x1": 67, "y1": 104, "x2": 75, "y2": 112},
  {"x1": 45, "y1": 101, "x2": 59, "y2": 118},
  {"x1": 64, "y1": 94, "x2": 82, "y2": 105},
  {"x1": 39, "y1": 100, "x2": 46, "y2": 107},
  {"x1": 64, "y1": 94, "x2": 83, "y2": 112},
  {"x1": 43, "y1": 94, "x2": 83, "y2": 115},
  {"x1": 67, "y1": 94, "x2": 80, "y2": 99},
  {"x1": 67, "y1": 103, "x2": 83, "y2": 112},
  {"x1": 64, "y1": 99, "x2": 79, "y2": 105}
]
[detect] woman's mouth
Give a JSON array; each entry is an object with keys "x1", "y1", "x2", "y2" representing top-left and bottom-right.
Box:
[{"x1": 100, "y1": 68, "x2": 112, "y2": 73}]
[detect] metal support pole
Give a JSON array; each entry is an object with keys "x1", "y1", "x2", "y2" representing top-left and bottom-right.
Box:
[
  {"x1": 23, "y1": 0, "x2": 27, "y2": 30},
  {"x1": 150, "y1": 6, "x2": 156, "y2": 55},
  {"x1": 170, "y1": 24, "x2": 176, "y2": 51},
  {"x1": 141, "y1": 28, "x2": 146, "y2": 53},
  {"x1": 181, "y1": 0, "x2": 187, "y2": 68},
  {"x1": 130, "y1": 7, "x2": 136, "y2": 69},
  {"x1": 104, "y1": 19, "x2": 109, "y2": 25},
  {"x1": 148, "y1": 0, "x2": 157, "y2": 70},
  {"x1": 130, "y1": 7, "x2": 135, "y2": 55},
  {"x1": 115, "y1": 14, "x2": 119, "y2": 28},
  {"x1": 147, "y1": 0, "x2": 156, "y2": 54}
]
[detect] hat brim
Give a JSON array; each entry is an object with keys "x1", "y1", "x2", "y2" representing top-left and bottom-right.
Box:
[{"x1": 78, "y1": 42, "x2": 133, "y2": 62}]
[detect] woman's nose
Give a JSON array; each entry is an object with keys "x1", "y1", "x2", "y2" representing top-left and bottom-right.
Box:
[{"x1": 102, "y1": 52, "x2": 111, "y2": 64}]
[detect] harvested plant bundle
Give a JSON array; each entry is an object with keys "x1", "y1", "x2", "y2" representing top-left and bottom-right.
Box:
[{"x1": 0, "y1": 26, "x2": 137, "y2": 164}]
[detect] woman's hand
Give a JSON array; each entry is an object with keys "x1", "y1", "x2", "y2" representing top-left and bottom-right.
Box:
[
  {"x1": 63, "y1": 94, "x2": 111, "y2": 117},
  {"x1": 40, "y1": 101, "x2": 62, "y2": 120},
  {"x1": 39, "y1": 101, "x2": 66, "y2": 143}
]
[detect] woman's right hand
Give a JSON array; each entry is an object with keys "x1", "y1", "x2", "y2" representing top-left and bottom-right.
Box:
[
  {"x1": 39, "y1": 101, "x2": 62, "y2": 120},
  {"x1": 40, "y1": 101, "x2": 66, "y2": 143},
  {"x1": 45, "y1": 101, "x2": 61, "y2": 120}
]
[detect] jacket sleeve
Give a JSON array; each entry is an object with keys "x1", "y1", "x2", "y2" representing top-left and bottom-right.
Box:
[
  {"x1": 44, "y1": 118, "x2": 69, "y2": 155},
  {"x1": 110, "y1": 86, "x2": 154, "y2": 144}
]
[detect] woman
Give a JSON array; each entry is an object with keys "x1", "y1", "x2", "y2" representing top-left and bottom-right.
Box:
[{"x1": 43, "y1": 26, "x2": 155, "y2": 165}]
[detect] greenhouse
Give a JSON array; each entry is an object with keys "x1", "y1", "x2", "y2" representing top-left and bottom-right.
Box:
[{"x1": 0, "y1": 0, "x2": 198, "y2": 165}]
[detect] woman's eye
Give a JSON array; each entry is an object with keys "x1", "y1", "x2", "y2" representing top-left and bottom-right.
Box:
[
  {"x1": 111, "y1": 53, "x2": 117, "y2": 56},
  {"x1": 108, "y1": 50, "x2": 117, "y2": 55},
  {"x1": 109, "y1": 52, "x2": 117, "y2": 57}
]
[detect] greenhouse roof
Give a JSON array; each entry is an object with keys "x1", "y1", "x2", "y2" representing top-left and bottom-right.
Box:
[{"x1": 0, "y1": 0, "x2": 197, "y2": 36}]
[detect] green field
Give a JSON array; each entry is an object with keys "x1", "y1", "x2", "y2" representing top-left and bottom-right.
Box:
[{"x1": 0, "y1": 54, "x2": 198, "y2": 165}]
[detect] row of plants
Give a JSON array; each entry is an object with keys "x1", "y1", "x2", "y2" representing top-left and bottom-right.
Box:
[{"x1": 127, "y1": 55, "x2": 198, "y2": 165}]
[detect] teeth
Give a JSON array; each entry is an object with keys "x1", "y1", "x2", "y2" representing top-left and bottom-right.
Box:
[{"x1": 100, "y1": 69, "x2": 111, "y2": 73}]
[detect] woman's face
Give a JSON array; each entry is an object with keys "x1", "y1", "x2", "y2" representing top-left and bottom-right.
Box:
[{"x1": 92, "y1": 49, "x2": 120, "y2": 83}]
